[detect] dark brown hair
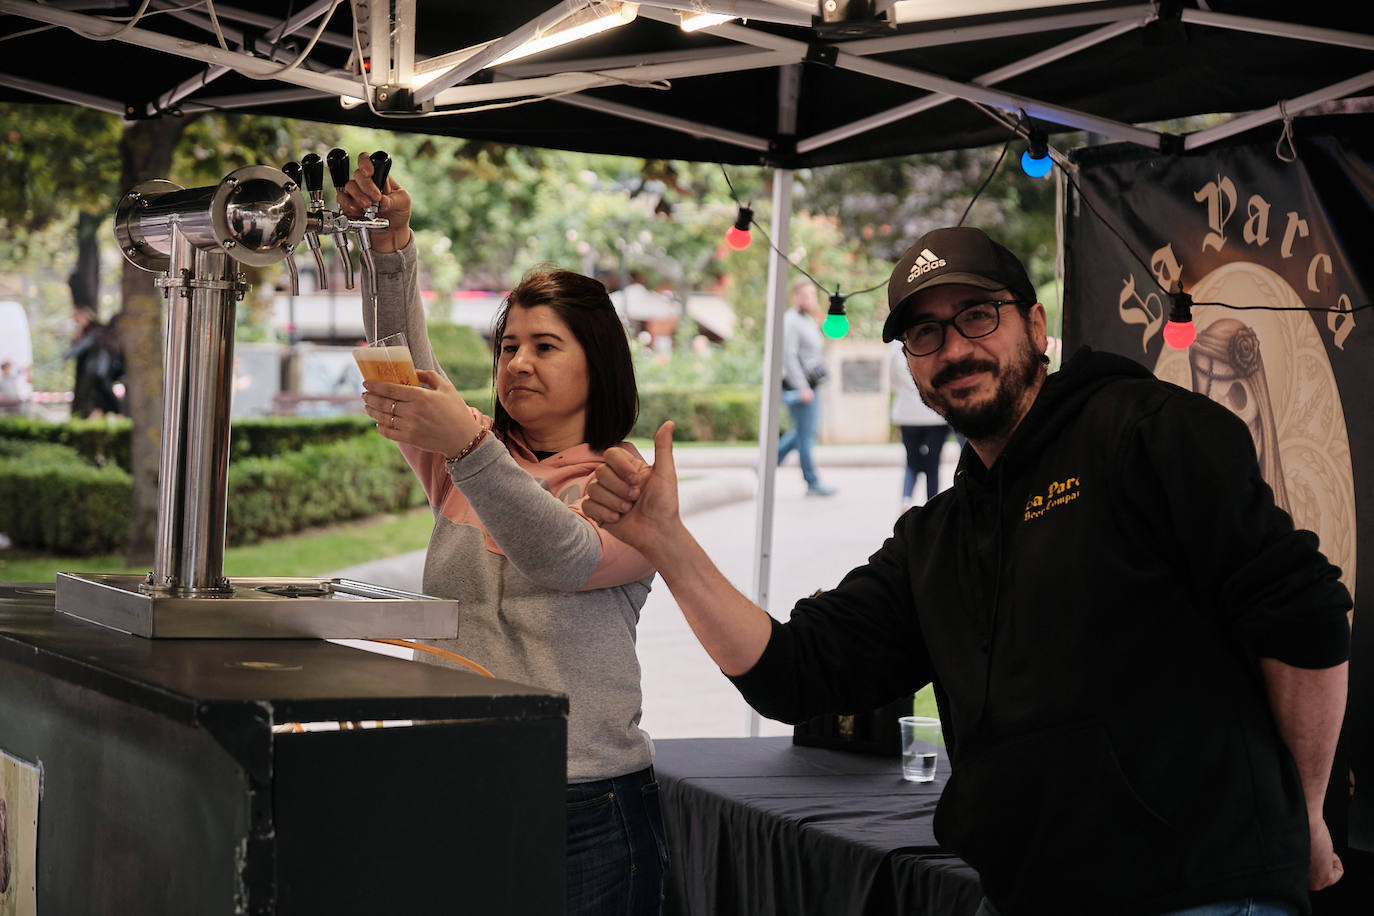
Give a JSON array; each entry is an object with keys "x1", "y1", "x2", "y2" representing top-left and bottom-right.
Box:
[{"x1": 490, "y1": 267, "x2": 639, "y2": 451}]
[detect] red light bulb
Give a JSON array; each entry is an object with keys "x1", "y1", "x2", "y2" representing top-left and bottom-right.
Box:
[
  {"x1": 1162, "y1": 288, "x2": 1196, "y2": 350},
  {"x1": 725, "y1": 205, "x2": 753, "y2": 251},
  {"x1": 725, "y1": 225, "x2": 751, "y2": 250},
  {"x1": 1162, "y1": 318, "x2": 1196, "y2": 350}
]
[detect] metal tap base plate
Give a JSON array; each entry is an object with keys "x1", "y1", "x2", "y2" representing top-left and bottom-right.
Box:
[{"x1": 55, "y1": 573, "x2": 460, "y2": 640}]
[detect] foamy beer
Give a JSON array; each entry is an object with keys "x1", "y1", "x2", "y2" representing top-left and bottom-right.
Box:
[{"x1": 353, "y1": 331, "x2": 420, "y2": 386}]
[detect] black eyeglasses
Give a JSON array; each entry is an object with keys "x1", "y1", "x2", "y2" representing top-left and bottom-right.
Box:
[{"x1": 899, "y1": 300, "x2": 1025, "y2": 357}]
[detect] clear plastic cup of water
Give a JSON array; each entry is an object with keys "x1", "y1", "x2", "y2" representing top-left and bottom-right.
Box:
[{"x1": 899, "y1": 715, "x2": 941, "y2": 782}]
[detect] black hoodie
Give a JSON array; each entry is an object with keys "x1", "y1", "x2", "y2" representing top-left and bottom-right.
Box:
[{"x1": 733, "y1": 347, "x2": 1351, "y2": 915}]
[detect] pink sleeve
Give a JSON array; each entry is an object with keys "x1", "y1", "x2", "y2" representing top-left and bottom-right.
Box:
[
  {"x1": 400, "y1": 442, "x2": 448, "y2": 507},
  {"x1": 572, "y1": 441, "x2": 654, "y2": 588},
  {"x1": 397, "y1": 406, "x2": 489, "y2": 509},
  {"x1": 573, "y1": 499, "x2": 656, "y2": 589}
]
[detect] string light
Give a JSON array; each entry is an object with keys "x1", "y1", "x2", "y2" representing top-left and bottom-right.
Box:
[
  {"x1": 717, "y1": 147, "x2": 1365, "y2": 356},
  {"x1": 715, "y1": 122, "x2": 1368, "y2": 353},
  {"x1": 822, "y1": 292, "x2": 850, "y2": 339},
  {"x1": 1053, "y1": 154, "x2": 1374, "y2": 350},
  {"x1": 717, "y1": 164, "x2": 886, "y2": 330},
  {"x1": 1162, "y1": 289, "x2": 1197, "y2": 350},
  {"x1": 1020, "y1": 127, "x2": 1052, "y2": 179},
  {"x1": 726, "y1": 205, "x2": 753, "y2": 250}
]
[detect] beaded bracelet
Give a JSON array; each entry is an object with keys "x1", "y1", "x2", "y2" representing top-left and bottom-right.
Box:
[{"x1": 444, "y1": 426, "x2": 489, "y2": 468}]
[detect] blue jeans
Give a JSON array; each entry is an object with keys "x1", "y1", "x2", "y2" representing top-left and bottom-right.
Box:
[
  {"x1": 566, "y1": 767, "x2": 670, "y2": 915},
  {"x1": 975, "y1": 898, "x2": 1298, "y2": 916},
  {"x1": 778, "y1": 388, "x2": 821, "y2": 486}
]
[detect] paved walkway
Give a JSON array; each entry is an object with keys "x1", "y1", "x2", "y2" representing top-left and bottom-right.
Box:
[{"x1": 328, "y1": 440, "x2": 960, "y2": 740}]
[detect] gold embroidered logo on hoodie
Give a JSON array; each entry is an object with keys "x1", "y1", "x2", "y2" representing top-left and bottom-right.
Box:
[{"x1": 1023, "y1": 476, "x2": 1081, "y2": 522}]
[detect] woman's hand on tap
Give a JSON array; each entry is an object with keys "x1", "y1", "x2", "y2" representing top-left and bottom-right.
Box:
[{"x1": 336, "y1": 152, "x2": 412, "y2": 252}]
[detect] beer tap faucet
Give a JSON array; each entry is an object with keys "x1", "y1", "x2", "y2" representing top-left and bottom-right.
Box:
[
  {"x1": 300, "y1": 152, "x2": 325, "y2": 210},
  {"x1": 366, "y1": 151, "x2": 391, "y2": 219},
  {"x1": 353, "y1": 151, "x2": 392, "y2": 315},
  {"x1": 298, "y1": 152, "x2": 329, "y2": 291},
  {"x1": 282, "y1": 159, "x2": 304, "y2": 188},
  {"x1": 325, "y1": 147, "x2": 356, "y2": 290}
]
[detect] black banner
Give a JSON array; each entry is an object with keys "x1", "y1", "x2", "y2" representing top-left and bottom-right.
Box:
[{"x1": 1063, "y1": 114, "x2": 1373, "y2": 858}]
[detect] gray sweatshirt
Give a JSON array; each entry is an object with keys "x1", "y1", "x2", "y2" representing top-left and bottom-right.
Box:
[
  {"x1": 781, "y1": 307, "x2": 826, "y2": 392},
  {"x1": 366, "y1": 242, "x2": 655, "y2": 782}
]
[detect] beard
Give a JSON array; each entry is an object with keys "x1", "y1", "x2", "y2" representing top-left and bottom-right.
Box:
[{"x1": 917, "y1": 330, "x2": 1044, "y2": 442}]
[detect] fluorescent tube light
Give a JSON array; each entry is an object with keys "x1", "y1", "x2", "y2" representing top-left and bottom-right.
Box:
[
  {"x1": 889, "y1": 0, "x2": 1106, "y2": 24},
  {"x1": 490, "y1": 2, "x2": 639, "y2": 67},
  {"x1": 679, "y1": 11, "x2": 736, "y2": 31}
]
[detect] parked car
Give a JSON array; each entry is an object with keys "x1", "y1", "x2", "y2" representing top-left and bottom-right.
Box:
[{"x1": 0, "y1": 300, "x2": 34, "y2": 414}]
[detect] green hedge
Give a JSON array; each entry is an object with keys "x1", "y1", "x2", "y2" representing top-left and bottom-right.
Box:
[
  {"x1": 0, "y1": 382, "x2": 766, "y2": 459},
  {"x1": 430, "y1": 321, "x2": 493, "y2": 390},
  {"x1": 456, "y1": 386, "x2": 495, "y2": 416},
  {"x1": 226, "y1": 433, "x2": 423, "y2": 544},
  {"x1": 228, "y1": 415, "x2": 378, "y2": 461},
  {"x1": 0, "y1": 381, "x2": 764, "y2": 555},
  {"x1": 455, "y1": 384, "x2": 762, "y2": 442},
  {"x1": 0, "y1": 433, "x2": 423, "y2": 555},
  {"x1": 0, "y1": 416, "x2": 133, "y2": 470},
  {"x1": 635, "y1": 386, "x2": 760, "y2": 442},
  {"x1": 0, "y1": 442, "x2": 132, "y2": 555},
  {"x1": 0, "y1": 414, "x2": 383, "y2": 471}
]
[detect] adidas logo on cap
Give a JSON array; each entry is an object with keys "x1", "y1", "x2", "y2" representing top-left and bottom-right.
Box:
[{"x1": 906, "y1": 248, "x2": 946, "y2": 283}]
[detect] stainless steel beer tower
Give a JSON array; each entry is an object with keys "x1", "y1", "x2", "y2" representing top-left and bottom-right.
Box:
[
  {"x1": 55, "y1": 164, "x2": 459, "y2": 640},
  {"x1": 121, "y1": 169, "x2": 296, "y2": 595}
]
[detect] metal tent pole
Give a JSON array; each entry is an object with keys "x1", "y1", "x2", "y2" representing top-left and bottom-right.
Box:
[
  {"x1": 748, "y1": 168, "x2": 792, "y2": 737},
  {"x1": 748, "y1": 61, "x2": 801, "y2": 737}
]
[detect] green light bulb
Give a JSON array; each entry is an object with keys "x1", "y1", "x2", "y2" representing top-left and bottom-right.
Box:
[{"x1": 822, "y1": 312, "x2": 850, "y2": 339}]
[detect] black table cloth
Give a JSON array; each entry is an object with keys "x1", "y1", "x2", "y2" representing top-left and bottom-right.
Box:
[{"x1": 653, "y1": 736, "x2": 982, "y2": 916}]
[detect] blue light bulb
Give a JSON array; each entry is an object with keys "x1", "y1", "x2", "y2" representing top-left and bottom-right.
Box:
[{"x1": 1021, "y1": 148, "x2": 1053, "y2": 179}]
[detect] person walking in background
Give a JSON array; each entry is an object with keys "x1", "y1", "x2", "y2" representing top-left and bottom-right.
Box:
[
  {"x1": 63, "y1": 304, "x2": 123, "y2": 418},
  {"x1": 90, "y1": 311, "x2": 127, "y2": 417},
  {"x1": 777, "y1": 277, "x2": 836, "y2": 497},
  {"x1": 888, "y1": 338, "x2": 950, "y2": 510},
  {"x1": 0, "y1": 360, "x2": 22, "y2": 415},
  {"x1": 338, "y1": 153, "x2": 669, "y2": 916},
  {"x1": 63, "y1": 305, "x2": 104, "y2": 418}
]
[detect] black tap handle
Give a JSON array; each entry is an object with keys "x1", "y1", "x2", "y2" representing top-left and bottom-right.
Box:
[
  {"x1": 282, "y1": 160, "x2": 303, "y2": 188},
  {"x1": 326, "y1": 148, "x2": 351, "y2": 189},
  {"x1": 369, "y1": 151, "x2": 392, "y2": 192},
  {"x1": 300, "y1": 153, "x2": 324, "y2": 194}
]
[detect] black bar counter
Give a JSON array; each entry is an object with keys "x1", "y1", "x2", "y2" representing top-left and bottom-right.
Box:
[{"x1": 0, "y1": 582, "x2": 567, "y2": 914}]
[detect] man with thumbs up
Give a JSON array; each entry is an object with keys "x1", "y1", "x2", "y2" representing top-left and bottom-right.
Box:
[{"x1": 584, "y1": 226, "x2": 1350, "y2": 916}]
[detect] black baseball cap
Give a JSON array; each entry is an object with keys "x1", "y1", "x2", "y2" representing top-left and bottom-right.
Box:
[{"x1": 882, "y1": 227, "x2": 1037, "y2": 342}]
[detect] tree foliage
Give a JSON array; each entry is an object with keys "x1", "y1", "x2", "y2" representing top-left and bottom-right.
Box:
[
  {"x1": 312, "y1": 127, "x2": 898, "y2": 350},
  {"x1": 0, "y1": 104, "x2": 122, "y2": 231},
  {"x1": 3, "y1": 104, "x2": 1060, "y2": 377},
  {"x1": 798, "y1": 142, "x2": 1059, "y2": 287}
]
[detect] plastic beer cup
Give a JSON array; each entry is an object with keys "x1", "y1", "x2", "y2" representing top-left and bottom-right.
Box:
[{"x1": 352, "y1": 331, "x2": 420, "y2": 387}]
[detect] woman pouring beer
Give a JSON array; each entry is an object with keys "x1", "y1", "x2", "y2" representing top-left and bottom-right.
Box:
[{"x1": 338, "y1": 154, "x2": 669, "y2": 915}]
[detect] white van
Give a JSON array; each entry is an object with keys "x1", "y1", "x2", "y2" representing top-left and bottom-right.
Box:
[{"x1": 0, "y1": 300, "x2": 35, "y2": 412}]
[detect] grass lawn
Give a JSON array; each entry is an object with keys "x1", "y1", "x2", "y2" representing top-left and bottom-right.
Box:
[
  {"x1": 0, "y1": 507, "x2": 436, "y2": 584},
  {"x1": 912, "y1": 684, "x2": 939, "y2": 719},
  {"x1": 910, "y1": 685, "x2": 945, "y2": 746}
]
